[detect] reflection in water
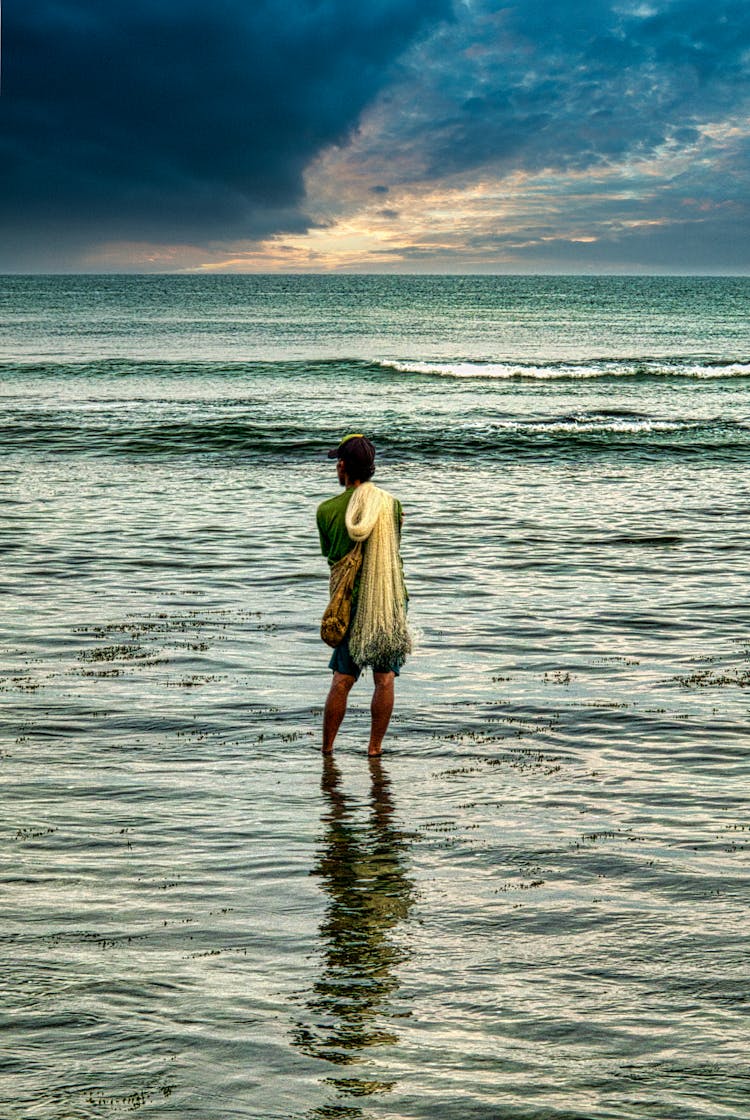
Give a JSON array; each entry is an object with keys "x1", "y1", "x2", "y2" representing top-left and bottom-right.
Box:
[{"x1": 294, "y1": 757, "x2": 414, "y2": 1115}]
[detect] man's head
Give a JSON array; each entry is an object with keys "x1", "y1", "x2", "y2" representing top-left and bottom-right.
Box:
[{"x1": 327, "y1": 433, "x2": 376, "y2": 485}]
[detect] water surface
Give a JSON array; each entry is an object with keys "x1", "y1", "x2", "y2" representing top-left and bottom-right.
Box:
[{"x1": 1, "y1": 275, "x2": 749, "y2": 1119}]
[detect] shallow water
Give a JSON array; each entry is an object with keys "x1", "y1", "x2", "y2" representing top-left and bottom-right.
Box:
[{"x1": 1, "y1": 275, "x2": 749, "y2": 1118}]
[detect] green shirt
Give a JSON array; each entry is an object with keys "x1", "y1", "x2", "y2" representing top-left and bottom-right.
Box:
[{"x1": 317, "y1": 487, "x2": 404, "y2": 564}]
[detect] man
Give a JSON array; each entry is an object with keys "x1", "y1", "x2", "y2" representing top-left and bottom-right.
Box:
[{"x1": 317, "y1": 434, "x2": 410, "y2": 757}]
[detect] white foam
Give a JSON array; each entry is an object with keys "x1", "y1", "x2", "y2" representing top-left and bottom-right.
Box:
[
  {"x1": 478, "y1": 418, "x2": 688, "y2": 435},
  {"x1": 378, "y1": 359, "x2": 750, "y2": 381},
  {"x1": 379, "y1": 360, "x2": 597, "y2": 379},
  {"x1": 675, "y1": 363, "x2": 750, "y2": 379}
]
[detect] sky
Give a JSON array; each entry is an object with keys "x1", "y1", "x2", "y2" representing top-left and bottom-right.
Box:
[{"x1": 1, "y1": 0, "x2": 749, "y2": 273}]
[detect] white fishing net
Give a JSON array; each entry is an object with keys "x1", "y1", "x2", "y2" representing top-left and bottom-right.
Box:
[{"x1": 345, "y1": 482, "x2": 412, "y2": 668}]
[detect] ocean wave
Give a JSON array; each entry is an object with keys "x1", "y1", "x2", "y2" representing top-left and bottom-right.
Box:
[
  {"x1": 3, "y1": 356, "x2": 750, "y2": 386},
  {"x1": 378, "y1": 359, "x2": 750, "y2": 381},
  {"x1": 3, "y1": 412, "x2": 750, "y2": 462}
]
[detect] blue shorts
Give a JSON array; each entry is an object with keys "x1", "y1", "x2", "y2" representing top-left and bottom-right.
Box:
[{"x1": 328, "y1": 628, "x2": 402, "y2": 681}]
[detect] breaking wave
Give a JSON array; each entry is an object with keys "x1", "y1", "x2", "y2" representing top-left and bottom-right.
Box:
[
  {"x1": 378, "y1": 359, "x2": 750, "y2": 381},
  {"x1": 4, "y1": 410, "x2": 750, "y2": 463}
]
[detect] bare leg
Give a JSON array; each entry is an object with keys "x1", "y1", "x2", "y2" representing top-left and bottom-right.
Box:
[
  {"x1": 368, "y1": 670, "x2": 395, "y2": 757},
  {"x1": 323, "y1": 671, "x2": 356, "y2": 754}
]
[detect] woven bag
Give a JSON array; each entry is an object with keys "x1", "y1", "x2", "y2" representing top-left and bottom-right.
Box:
[{"x1": 320, "y1": 541, "x2": 363, "y2": 647}]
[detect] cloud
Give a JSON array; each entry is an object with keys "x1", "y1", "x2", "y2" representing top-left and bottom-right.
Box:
[
  {"x1": 335, "y1": 0, "x2": 750, "y2": 185},
  {"x1": 3, "y1": 0, "x2": 749, "y2": 271},
  {"x1": 0, "y1": 0, "x2": 450, "y2": 267},
  {"x1": 274, "y1": 116, "x2": 750, "y2": 273},
  {"x1": 287, "y1": 0, "x2": 750, "y2": 271}
]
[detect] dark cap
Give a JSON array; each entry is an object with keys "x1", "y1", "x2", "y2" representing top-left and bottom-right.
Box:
[
  {"x1": 326, "y1": 433, "x2": 375, "y2": 461},
  {"x1": 327, "y1": 433, "x2": 376, "y2": 481}
]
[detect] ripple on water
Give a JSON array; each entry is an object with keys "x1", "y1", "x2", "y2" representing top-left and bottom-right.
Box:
[{"x1": 3, "y1": 340, "x2": 750, "y2": 1117}]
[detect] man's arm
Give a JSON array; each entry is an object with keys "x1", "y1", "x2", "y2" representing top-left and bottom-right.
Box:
[{"x1": 317, "y1": 508, "x2": 331, "y2": 559}]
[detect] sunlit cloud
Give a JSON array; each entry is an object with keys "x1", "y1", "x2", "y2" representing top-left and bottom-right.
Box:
[{"x1": 177, "y1": 121, "x2": 748, "y2": 273}]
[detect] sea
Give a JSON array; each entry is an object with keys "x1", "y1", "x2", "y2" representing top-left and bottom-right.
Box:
[{"x1": 1, "y1": 274, "x2": 749, "y2": 1119}]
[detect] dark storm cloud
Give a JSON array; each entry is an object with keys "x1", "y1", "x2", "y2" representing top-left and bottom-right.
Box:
[
  {"x1": 373, "y1": 0, "x2": 750, "y2": 181},
  {"x1": 0, "y1": 0, "x2": 450, "y2": 257}
]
